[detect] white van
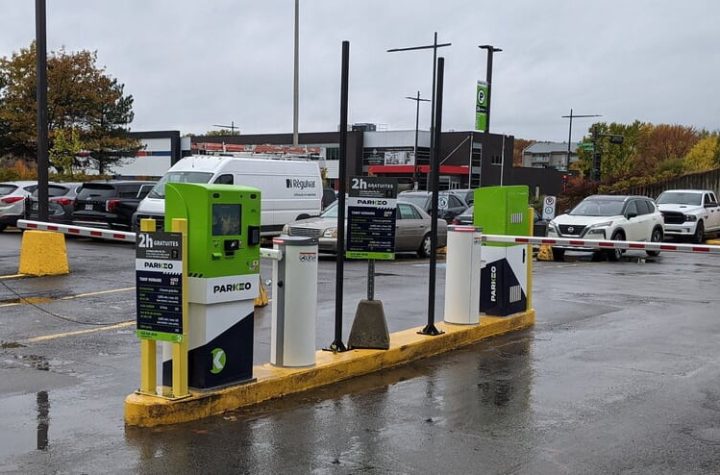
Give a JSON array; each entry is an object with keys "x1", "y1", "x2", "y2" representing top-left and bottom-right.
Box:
[{"x1": 133, "y1": 155, "x2": 322, "y2": 236}]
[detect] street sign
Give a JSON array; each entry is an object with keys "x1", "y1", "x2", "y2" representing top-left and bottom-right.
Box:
[
  {"x1": 579, "y1": 142, "x2": 594, "y2": 151},
  {"x1": 346, "y1": 176, "x2": 398, "y2": 260},
  {"x1": 135, "y1": 231, "x2": 184, "y2": 342},
  {"x1": 542, "y1": 196, "x2": 557, "y2": 221}
]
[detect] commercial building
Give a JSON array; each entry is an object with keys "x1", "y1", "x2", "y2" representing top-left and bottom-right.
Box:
[{"x1": 114, "y1": 126, "x2": 564, "y2": 197}]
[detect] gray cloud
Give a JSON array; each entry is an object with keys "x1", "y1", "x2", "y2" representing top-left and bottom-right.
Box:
[{"x1": 1, "y1": 0, "x2": 718, "y2": 143}]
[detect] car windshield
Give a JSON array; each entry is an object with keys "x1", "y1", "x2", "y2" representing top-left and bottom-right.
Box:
[
  {"x1": 321, "y1": 201, "x2": 340, "y2": 218},
  {"x1": 656, "y1": 192, "x2": 702, "y2": 206},
  {"x1": 570, "y1": 199, "x2": 625, "y2": 216},
  {"x1": 148, "y1": 171, "x2": 214, "y2": 199}
]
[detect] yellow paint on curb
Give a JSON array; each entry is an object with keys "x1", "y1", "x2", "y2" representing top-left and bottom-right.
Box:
[
  {"x1": 705, "y1": 239, "x2": 720, "y2": 245},
  {"x1": 254, "y1": 280, "x2": 269, "y2": 307},
  {"x1": 18, "y1": 231, "x2": 69, "y2": 276},
  {"x1": 124, "y1": 309, "x2": 535, "y2": 427}
]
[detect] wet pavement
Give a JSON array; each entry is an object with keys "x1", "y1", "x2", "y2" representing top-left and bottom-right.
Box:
[{"x1": 1, "y1": 230, "x2": 720, "y2": 473}]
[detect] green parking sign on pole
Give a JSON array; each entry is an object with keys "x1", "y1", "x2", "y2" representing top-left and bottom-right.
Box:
[{"x1": 580, "y1": 142, "x2": 594, "y2": 152}]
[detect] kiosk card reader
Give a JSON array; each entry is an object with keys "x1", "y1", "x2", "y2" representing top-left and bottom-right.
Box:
[
  {"x1": 474, "y1": 186, "x2": 529, "y2": 316},
  {"x1": 163, "y1": 183, "x2": 261, "y2": 388}
]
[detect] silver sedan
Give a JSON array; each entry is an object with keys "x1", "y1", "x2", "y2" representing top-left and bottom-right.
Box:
[{"x1": 282, "y1": 200, "x2": 448, "y2": 258}]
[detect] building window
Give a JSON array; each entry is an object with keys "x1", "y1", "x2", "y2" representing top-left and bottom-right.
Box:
[{"x1": 491, "y1": 155, "x2": 502, "y2": 165}]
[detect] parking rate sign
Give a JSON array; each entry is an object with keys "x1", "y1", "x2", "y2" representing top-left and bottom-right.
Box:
[
  {"x1": 346, "y1": 176, "x2": 398, "y2": 260},
  {"x1": 542, "y1": 196, "x2": 557, "y2": 221},
  {"x1": 135, "y1": 232, "x2": 184, "y2": 342}
]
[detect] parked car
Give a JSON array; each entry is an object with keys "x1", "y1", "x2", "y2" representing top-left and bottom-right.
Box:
[
  {"x1": 72, "y1": 181, "x2": 155, "y2": 230},
  {"x1": 282, "y1": 200, "x2": 448, "y2": 258},
  {"x1": 25, "y1": 182, "x2": 83, "y2": 225},
  {"x1": 397, "y1": 190, "x2": 468, "y2": 223},
  {"x1": 447, "y1": 188, "x2": 475, "y2": 206},
  {"x1": 0, "y1": 181, "x2": 37, "y2": 232},
  {"x1": 656, "y1": 189, "x2": 720, "y2": 243},
  {"x1": 547, "y1": 195, "x2": 664, "y2": 261}
]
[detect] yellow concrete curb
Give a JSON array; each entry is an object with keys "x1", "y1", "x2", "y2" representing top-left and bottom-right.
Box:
[
  {"x1": 705, "y1": 239, "x2": 720, "y2": 245},
  {"x1": 18, "y1": 230, "x2": 69, "y2": 276},
  {"x1": 124, "y1": 309, "x2": 535, "y2": 427}
]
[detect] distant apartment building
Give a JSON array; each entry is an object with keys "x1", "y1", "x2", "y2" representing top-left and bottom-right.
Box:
[{"x1": 522, "y1": 142, "x2": 578, "y2": 170}]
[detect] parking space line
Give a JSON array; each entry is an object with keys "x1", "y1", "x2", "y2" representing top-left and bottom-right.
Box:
[
  {"x1": 58, "y1": 287, "x2": 136, "y2": 300},
  {"x1": 23, "y1": 321, "x2": 135, "y2": 343},
  {"x1": 0, "y1": 274, "x2": 26, "y2": 280}
]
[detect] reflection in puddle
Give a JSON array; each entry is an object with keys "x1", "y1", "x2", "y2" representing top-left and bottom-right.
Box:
[{"x1": 36, "y1": 391, "x2": 50, "y2": 451}]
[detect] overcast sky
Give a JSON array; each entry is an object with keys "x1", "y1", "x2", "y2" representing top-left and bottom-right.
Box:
[{"x1": 1, "y1": 0, "x2": 719, "y2": 143}]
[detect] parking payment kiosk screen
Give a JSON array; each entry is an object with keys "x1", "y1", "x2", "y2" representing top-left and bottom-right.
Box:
[{"x1": 212, "y1": 204, "x2": 242, "y2": 236}]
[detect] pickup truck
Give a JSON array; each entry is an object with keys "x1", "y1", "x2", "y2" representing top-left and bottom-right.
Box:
[
  {"x1": 72, "y1": 181, "x2": 156, "y2": 231},
  {"x1": 656, "y1": 189, "x2": 720, "y2": 243}
]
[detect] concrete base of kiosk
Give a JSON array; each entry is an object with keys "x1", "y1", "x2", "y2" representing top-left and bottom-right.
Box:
[{"x1": 125, "y1": 309, "x2": 535, "y2": 427}]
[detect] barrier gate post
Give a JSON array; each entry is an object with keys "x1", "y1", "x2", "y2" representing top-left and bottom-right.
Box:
[
  {"x1": 444, "y1": 225, "x2": 483, "y2": 325},
  {"x1": 271, "y1": 236, "x2": 319, "y2": 367}
]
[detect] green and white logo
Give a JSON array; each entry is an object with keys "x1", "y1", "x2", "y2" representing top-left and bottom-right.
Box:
[{"x1": 210, "y1": 348, "x2": 226, "y2": 374}]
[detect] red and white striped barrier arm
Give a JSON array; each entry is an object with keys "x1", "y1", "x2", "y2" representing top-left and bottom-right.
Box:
[
  {"x1": 482, "y1": 233, "x2": 720, "y2": 254},
  {"x1": 16, "y1": 219, "x2": 136, "y2": 243}
]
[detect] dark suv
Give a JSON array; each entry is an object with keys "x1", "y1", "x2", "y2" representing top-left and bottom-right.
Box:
[
  {"x1": 397, "y1": 190, "x2": 469, "y2": 223},
  {"x1": 72, "y1": 181, "x2": 155, "y2": 230}
]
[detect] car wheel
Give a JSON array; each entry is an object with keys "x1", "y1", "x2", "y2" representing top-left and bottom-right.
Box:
[
  {"x1": 418, "y1": 233, "x2": 432, "y2": 258},
  {"x1": 646, "y1": 227, "x2": 663, "y2": 257},
  {"x1": 693, "y1": 220, "x2": 704, "y2": 244},
  {"x1": 551, "y1": 247, "x2": 565, "y2": 262},
  {"x1": 0, "y1": 224, "x2": 6, "y2": 232},
  {"x1": 606, "y1": 231, "x2": 625, "y2": 262}
]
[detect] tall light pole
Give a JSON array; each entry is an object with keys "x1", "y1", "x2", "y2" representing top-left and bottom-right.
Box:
[
  {"x1": 478, "y1": 44, "x2": 501, "y2": 133},
  {"x1": 35, "y1": 0, "x2": 49, "y2": 222},
  {"x1": 561, "y1": 110, "x2": 601, "y2": 171},
  {"x1": 405, "y1": 91, "x2": 430, "y2": 189},
  {"x1": 388, "y1": 33, "x2": 451, "y2": 188},
  {"x1": 212, "y1": 121, "x2": 239, "y2": 134},
  {"x1": 292, "y1": 0, "x2": 299, "y2": 145}
]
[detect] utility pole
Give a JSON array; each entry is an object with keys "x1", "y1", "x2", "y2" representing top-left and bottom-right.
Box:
[
  {"x1": 212, "y1": 121, "x2": 239, "y2": 134},
  {"x1": 561, "y1": 110, "x2": 601, "y2": 171},
  {"x1": 405, "y1": 91, "x2": 430, "y2": 189}
]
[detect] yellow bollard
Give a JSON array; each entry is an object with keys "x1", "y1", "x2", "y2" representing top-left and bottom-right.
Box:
[
  {"x1": 254, "y1": 280, "x2": 269, "y2": 307},
  {"x1": 18, "y1": 230, "x2": 70, "y2": 276},
  {"x1": 537, "y1": 244, "x2": 554, "y2": 261}
]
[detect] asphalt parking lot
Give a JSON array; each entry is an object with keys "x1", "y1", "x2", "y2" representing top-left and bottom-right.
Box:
[{"x1": 1, "y1": 230, "x2": 720, "y2": 473}]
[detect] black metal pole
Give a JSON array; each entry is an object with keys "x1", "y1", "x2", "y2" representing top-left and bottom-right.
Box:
[
  {"x1": 484, "y1": 50, "x2": 493, "y2": 133},
  {"x1": 419, "y1": 56, "x2": 445, "y2": 336},
  {"x1": 35, "y1": 0, "x2": 49, "y2": 222},
  {"x1": 413, "y1": 91, "x2": 420, "y2": 188},
  {"x1": 329, "y1": 41, "x2": 350, "y2": 352},
  {"x1": 428, "y1": 33, "x2": 438, "y2": 190},
  {"x1": 566, "y1": 108, "x2": 573, "y2": 171}
]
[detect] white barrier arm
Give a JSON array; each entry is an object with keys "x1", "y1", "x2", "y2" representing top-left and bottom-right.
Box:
[
  {"x1": 482, "y1": 233, "x2": 720, "y2": 254},
  {"x1": 17, "y1": 219, "x2": 136, "y2": 242}
]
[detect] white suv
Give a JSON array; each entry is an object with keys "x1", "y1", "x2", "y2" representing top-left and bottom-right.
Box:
[
  {"x1": 656, "y1": 189, "x2": 720, "y2": 244},
  {"x1": 548, "y1": 195, "x2": 664, "y2": 261},
  {"x1": 0, "y1": 181, "x2": 37, "y2": 232}
]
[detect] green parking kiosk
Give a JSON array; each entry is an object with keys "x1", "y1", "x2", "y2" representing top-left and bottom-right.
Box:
[
  {"x1": 474, "y1": 185, "x2": 529, "y2": 316},
  {"x1": 163, "y1": 183, "x2": 261, "y2": 389}
]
